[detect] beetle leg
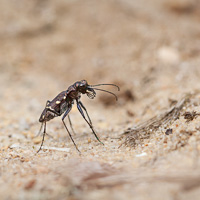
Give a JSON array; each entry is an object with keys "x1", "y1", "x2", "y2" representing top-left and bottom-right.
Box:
[
  {"x1": 36, "y1": 122, "x2": 44, "y2": 137},
  {"x1": 37, "y1": 121, "x2": 47, "y2": 153},
  {"x1": 79, "y1": 101, "x2": 93, "y2": 126},
  {"x1": 62, "y1": 105, "x2": 80, "y2": 153},
  {"x1": 45, "y1": 108, "x2": 61, "y2": 116},
  {"x1": 68, "y1": 115, "x2": 76, "y2": 135},
  {"x1": 76, "y1": 100, "x2": 104, "y2": 145},
  {"x1": 46, "y1": 100, "x2": 51, "y2": 106},
  {"x1": 37, "y1": 108, "x2": 61, "y2": 153}
]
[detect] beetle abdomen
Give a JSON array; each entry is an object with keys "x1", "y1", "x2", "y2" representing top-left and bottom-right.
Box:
[{"x1": 39, "y1": 109, "x2": 55, "y2": 122}]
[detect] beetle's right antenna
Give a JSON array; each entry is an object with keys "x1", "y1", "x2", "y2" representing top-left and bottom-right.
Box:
[{"x1": 90, "y1": 84, "x2": 120, "y2": 91}]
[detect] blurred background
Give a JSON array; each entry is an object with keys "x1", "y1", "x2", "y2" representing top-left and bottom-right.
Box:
[
  {"x1": 1, "y1": 0, "x2": 200, "y2": 101},
  {"x1": 1, "y1": 0, "x2": 200, "y2": 199},
  {"x1": 1, "y1": 0, "x2": 200, "y2": 123}
]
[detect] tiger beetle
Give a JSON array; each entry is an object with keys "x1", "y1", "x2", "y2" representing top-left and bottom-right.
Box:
[{"x1": 37, "y1": 80, "x2": 120, "y2": 153}]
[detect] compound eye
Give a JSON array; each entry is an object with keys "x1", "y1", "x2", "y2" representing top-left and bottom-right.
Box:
[{"x1": 79, "y1": 83, "x2": 86, "y2": 88}]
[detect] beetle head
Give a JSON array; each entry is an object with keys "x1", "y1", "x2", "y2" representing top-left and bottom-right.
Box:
[
  {"x1": 76, "y1": 80, "x2": 96, "y2": 99},
  {"x1": 76, "y1": 80, "x2": 120, "y2": 100}
]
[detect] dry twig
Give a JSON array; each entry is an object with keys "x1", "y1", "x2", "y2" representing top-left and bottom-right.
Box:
[{"x1": 122, "y1": 94, "x2": 191, "y2": 147}]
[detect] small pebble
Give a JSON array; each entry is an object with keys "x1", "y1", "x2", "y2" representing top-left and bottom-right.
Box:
[
  {"x1": 165, "y1": 128, "x2": 173, "y2": 135},
  {"x1": 24, "y1": 179, "x2": 36, "y2": 190},
  {"x1": 136, "y1": 152, "x2": 147, "y2": 157},
  {"x1": 33, "y1": 137, "x2": 42, "y2": 144}
]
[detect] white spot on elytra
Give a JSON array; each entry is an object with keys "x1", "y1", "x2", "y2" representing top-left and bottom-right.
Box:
[{"x1": 56, "y1": 101, "x2": 61, "y2": 104}]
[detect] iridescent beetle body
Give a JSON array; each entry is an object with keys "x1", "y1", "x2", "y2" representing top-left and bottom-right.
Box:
[{"x1": 37, "y1": 80, "x2": 119, "y2": 153}]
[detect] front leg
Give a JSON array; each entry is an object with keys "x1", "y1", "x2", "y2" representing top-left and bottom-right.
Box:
[
  {"x1": 76, "y1": 99, "x2": 104, "y2": 145},
  {"x1": 79, "y1": 101, "x2": 93, "y2": 126}
]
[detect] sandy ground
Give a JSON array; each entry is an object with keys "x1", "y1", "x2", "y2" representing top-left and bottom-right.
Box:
[{"x1": 1, "y1": 0, "x2": 200, "y2": 199}]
